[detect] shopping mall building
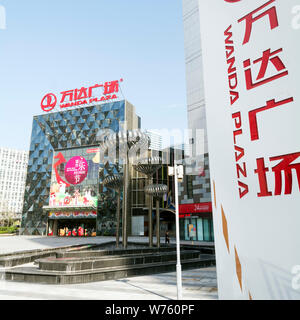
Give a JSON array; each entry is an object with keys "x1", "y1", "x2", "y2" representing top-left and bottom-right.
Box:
[
  {"x1": 20, "y1": 99, "x2": 141, "y2": 236},
  {"x1": 20, "y1": 98, "x2": 182, "y2": 239}
]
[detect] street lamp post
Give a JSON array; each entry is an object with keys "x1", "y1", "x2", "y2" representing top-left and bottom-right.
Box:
[
  {"x1": 123, "y1": 149, "x2": 129, "y2": 249},
  {"x1": 174, "y1": 164, "x2": 183, "y2": 300},
  {"x1": 169, "y1": 163, "x2": 184, "y2": 300},
  {"x1": 155, "y1": 198, "x2": 160, "y2": 247},
  {"x1": 148, "y1": 183, "x2": 153, "y2": 247}
]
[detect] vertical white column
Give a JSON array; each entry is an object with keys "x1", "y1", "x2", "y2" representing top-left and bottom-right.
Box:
[{"x1": 174, "y1": 164, "x2": 182, "y2": 300}]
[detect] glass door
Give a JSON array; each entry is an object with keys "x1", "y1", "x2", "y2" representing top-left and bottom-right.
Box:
[
  {"x1": 197, "y1": 218, "x2": 204, "y2": 241},
  {"x1": 184, "y1": 219, "x2": 190, "y2": 240},
  {"x1": 189, "y1": 218, "x2": 197, "y2": 241},
  {"x1": 203, "y1": 218, "x2": 212, "y2": 241}
]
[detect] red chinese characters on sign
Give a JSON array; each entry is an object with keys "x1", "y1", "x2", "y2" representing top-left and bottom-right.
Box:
[
  {"x1": 60, "y1": 90, "x2": 73, "y2": 103},
  {"x1": 271, "y1": 153, "x2": 300, "y2": 195},
  {"x1": 60, "y1": 80, "x2": 121, "y2": 106},
  {"x1": 238, "y1": 0, "x2": 297, "y2": 198},
  {"x1": 41, "y1": 79, "x2": 123, "y2": 112},
  {"x1": 75, "y1": 87, "x2": 88, "y2": 100},
  {"x1": 243, "y1": 48, "x2": 288, "y2": 90},
  {"x1": 238, "y1": 0, "x2": 279, "y2": 45},
  {"x1": 254, "y1": 158, "x2": 272, "y2": 197},
  {"x1": 223, "y1": 0, "x2": 297, "y2": 199},
  {"x1": 255, "y1": 152, "x2": 300, "y2": 197},
  {"x1": 103, "y1": 81, "x2": 119, "y2": 95},
  {"x1": 248, "y1": 97, "x2": 294, "y2": 141},
  {"x1": 88, "y1": 84, "x2": 103, "y2": 98}
]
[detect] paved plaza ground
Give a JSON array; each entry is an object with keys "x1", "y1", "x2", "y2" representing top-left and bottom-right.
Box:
[
  {"x1": 0, "y1": 235, "x2": 218, "y2": 300},
  {"x1": 0, "y1": 267, "x2": 217, "y2": 300},
  {"x1": 0, "y1": 234, "x2": 214, "y2": 255}
]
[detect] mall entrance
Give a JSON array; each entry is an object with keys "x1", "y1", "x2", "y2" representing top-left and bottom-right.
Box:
[{"x1": 48, "y1": 219, "x2": 96, "y2": 237}]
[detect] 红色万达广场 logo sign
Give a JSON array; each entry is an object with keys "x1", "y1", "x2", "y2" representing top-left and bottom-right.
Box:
[
  {"x1": 41, "y1": 93, "x2": 57, "y2": 112},
  {"x1": 224, "y1": 0, "x2": 242, "y2": 2},
  {"x1": 40, "y1": 79, "x2": 123, "y2": 112}
]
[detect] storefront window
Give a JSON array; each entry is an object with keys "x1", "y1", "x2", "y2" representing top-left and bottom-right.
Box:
[
  {"x1": 180, "y1": 215, "x2": 214, "y2": 242},
  {"x1": 203, "y1": 218, "x2": 210, "y2": 241},
  {"x1": 197, "y1": 218, "x2": 204, "y2": 241},
  {"x1": 180, "y1": 219, "x2": 185, "y2": 239},
  {"x1": 184, "y1": 219, "x2": 189, "y2": 240},
  {"x1": 210, "y1": 219, "x2": 214, "y2": 241}
]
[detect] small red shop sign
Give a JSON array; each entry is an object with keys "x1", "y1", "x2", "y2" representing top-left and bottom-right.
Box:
[
  {"x1": 179, "y1": 202, "x2": 212, "y2": 214},
  {"x1": 179, "y1": 213, "x2": 191, "y2": 219}
]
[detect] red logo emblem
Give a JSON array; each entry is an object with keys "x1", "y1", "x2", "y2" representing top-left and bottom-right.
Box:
[
  {"x1": 41, "y1": 93, "x2": 57, "y2": 112},
  {"x1": 224, "y1": 0, "x2": 241, "y2": 2}
]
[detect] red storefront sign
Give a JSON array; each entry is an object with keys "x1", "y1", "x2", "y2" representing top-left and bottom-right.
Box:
[
  {"x1": 41, "y1": 79, "x2": 123, "y2": 112},
  {"x1": 179, "y1": 202, "x2": 212, "y2": 215},
  {"x1": 86, "y1": 148, "x2": 100, "y2": 154},
  {"x1": 48, "y1": 211, "x2": 97, "y2": 219},
  {"x1": 179, "y1": 213, "x2": 191, "y2": 219}
]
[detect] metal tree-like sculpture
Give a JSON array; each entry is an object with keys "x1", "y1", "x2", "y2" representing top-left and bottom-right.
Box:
[
  {"x1": 144, "y1": 184, "x2": 168, "y2": 248},
  {"x1": 103, "y1": 175, "x2": 123, "y2": 248},
  {"x1": 99, "y1": 130, "x2": 150, "y2": 248},
  {"x1": 133, "y1": 156, "x2": 163, "y2": 247}
]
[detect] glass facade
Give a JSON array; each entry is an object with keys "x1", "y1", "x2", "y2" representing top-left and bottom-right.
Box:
[
  {"x1": 180, "y1": 215, "x2": 214, "y2": 242},
  {"x1": 21, "y1": 101, "x2": 126, "y2": 236}
]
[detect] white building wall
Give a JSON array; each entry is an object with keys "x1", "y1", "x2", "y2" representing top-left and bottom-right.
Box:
[
  {"x1": 182, "y1": 0, "x2": 208, "y2": 154},
  {"x1": 0, "y1": 147, "x2": 28, "y2": 214},
  {"x1": 146, "y1": 131, "x2": 162, "y2": 151},
  {"x1": 181, "y1": 0, "x2": 211, "y2": 205}
]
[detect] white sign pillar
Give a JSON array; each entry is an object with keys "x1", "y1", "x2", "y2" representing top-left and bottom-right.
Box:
[{"x1": 198, "y1": 0, "x2": 300, "y2": 299}]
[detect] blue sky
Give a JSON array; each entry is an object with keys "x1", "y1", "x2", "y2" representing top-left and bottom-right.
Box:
[{"x1": 0, "y1": 0, "x2": 187, "y2": 151}]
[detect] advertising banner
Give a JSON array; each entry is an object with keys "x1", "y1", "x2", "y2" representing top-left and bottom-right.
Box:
[
  {"x1": 49, "y1": 147, "x2": 99, "y2": 209},
  {"x1": 198, "y1": 0, "x2": 300, "y2": 299}
]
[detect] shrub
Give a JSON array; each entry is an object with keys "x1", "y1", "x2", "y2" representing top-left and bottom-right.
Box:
[{"x1": 0, "y1": 226, "x2": 18, "y2": 234}]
